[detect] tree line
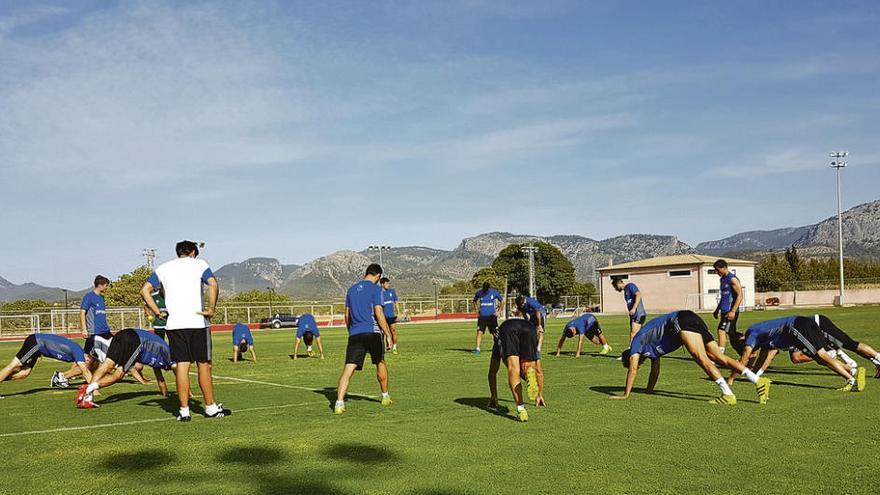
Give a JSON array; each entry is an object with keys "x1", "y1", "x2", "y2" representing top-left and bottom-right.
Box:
[{"x1": 755, "y1": 246, "x2": 880, "y2": 292}]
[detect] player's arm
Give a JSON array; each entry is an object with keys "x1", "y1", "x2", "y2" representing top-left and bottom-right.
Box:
[
  {"x1": 140, "y1": 282, "x2": 163, "y2": 316},
  {"x1": 316, "y1": 336, "x2": 325, "y2": 359},
  {"x1": 576, "y1": 334, "x2": 585, "y2": 358},
  {"x1": 232, "y1": 345, "x2": 238, "y2": 363},
  {"x1": 249, "y1": 344, "x2": 257, "y2": 362},
  {"x1": 757, "y1": 348, "x2": 779, "y2": 371},
  {"x1": 646, "y1": 358, "x2": 661, "y2": 393},
  {"x1": 79, "y1": 309, "x2": 88, "y2": 338},
  {"x1": 344, "y1": 307, "x2": 351, "y2": 330},
  {"x1": 374, "y1": 305, "x2": 392, "y2": 345},
  {"x1": 630, "y1": 291, "x2": 641, "y2": 316},
  {"x1": 611, "y1": 354, "x2": 641, "y2": 399},
  {"x1": 129, "y1": 365, "x2": 150, "y2": 385},
  {"x1": 292, "y1": 338, "x2": 301, "y2": 360},
  {"x1": 788, "y1": 349, "x2": 813, "y2": 364},
  {"x1": 76, "y1": 361, "x2": 93, "y2": 382},
  {"x1": 199, "y1": 277, "x2": 219, "y2": 319},
  {"x1": 727, "y1": 277, "x2": 743, "y2": 320},
  {"x1": 153, "y1": 368, "x2": 167, "y2": 396},
  {"x1": 555, "y1": 332, "x2": 567, "y2": 356}
]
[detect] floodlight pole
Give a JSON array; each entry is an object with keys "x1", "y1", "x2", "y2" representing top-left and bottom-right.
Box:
[
  {"x1": 142, "y1": 248, "x2": 156, "y2": 269},
  {"x1": 267, "y1": 287, "x2": 274, "y2": 316},
  {"x1": 521, "y1": 244, "x2": 538, "y2": 297},
  {"x1": 368, "y1": 245, "x2": 392, "y2": 270},
  {"x1": 830, "y1": 151, "x2": 848, "y2": 306}
]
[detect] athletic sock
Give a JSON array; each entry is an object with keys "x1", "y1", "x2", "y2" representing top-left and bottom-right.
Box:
[
  {"x1": 741, "y1": 369, "x2": 760, "y2": 384},
  {"x1": 205, "y1": 403, "x2": 219, "y2": 415},
  {"x1": 381, "y1": 392, "x2": 389, "y2": 399},
  {"x1": 871, "y1": 354, "x2": 880, "y2": 366},
  {"x1": 475, "y1": 347, "x2": 480, "y2": 352},
  {"x1": 847, "y1": 377, "x2": 856, "y2": 385},
  {"x1": 715, "y1": 378, "x2": 733, "y2": 396},
  {"x1": 719, "y1": 347, "x2": 726, "y2": 355},
  {"x1": 756, "y1": 369, "x2": 764, "y2": 377},
  {"x1": 335, "y1": 400, "x2": 345, "y2": 408},
  {"x1": 837, "y1": 351, "x2": 858, "y2": 369},
  {"x1": 307, "y1": 346, "x2": 313, "y2": 352},
  {"x1": 86, "y1": 382, "x2": 99, "y2": 394},
  {"x1": 603, "y1": 344, "x2": 610, "y2": 350},
  {"x1": 392, "y1": 345, "x2": 397, "y2": 350},
  {"x1": 516, "y1": 404, "x2": 525, "y2": 412},
  {"x1": 179, "y1": 406, "x2": 190, "y2": 417}
]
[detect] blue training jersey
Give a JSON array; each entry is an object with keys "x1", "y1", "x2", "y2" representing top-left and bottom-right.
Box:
[
  {"x1": 232, "y1": 323, "x2": 253, "y2": 346},
  {"x1": 382, "y1": 288, "x2": 398, "y2": 318},
  {"x1": 474, "y1": 288, "x2": 503, "y2": 317},
  {"x1": 629, "y1": 312, "x2": 681, "y2": 359},
  {"x1": 133, "y1": 329, "x2": 173, "y2": 369},
  {"x1": 296, "y1": 314, "x2": 320, "y2": 338},
  {"x1": 35, "y1": 334, "x2": 86, "y2": 363},
  {"x1": 80, "y1": 291, "x2": 111, "y2": 335},
  {"x1": 718, "y1": 273, "x2": 740, "y2": 313},
  {"x1": 522, "y1": 297, "x2": 546, "y2": 325},
  {"x1": 745, "y1": 317, "x2": 797, "y2": 350},
  {"x1": 346, "y1": 280, "x2": 383, "y2": 336},
  {"x1": 565, "y1": 314, "x2": 597, "y2": 335},
  {"x1": 623, "y1": 283, "x2": 646, "y2": 318}
]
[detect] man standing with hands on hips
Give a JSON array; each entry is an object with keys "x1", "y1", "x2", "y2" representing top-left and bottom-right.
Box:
[{"x1": 141, "y1": 240, "x2": 228, "y2": 421}]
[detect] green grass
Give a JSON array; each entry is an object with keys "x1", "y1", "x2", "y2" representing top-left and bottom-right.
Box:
[{"x1": 1, "y1": 307, "x2": 879, "y2": 494}]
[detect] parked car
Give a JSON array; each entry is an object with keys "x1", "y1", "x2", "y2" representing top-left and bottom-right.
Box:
[{"x1": 261, "y1": 313, "x2": 299, "y2": 329}]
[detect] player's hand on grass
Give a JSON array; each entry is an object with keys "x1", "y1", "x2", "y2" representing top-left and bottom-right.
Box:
[
  {"x1": 535, "y1": 396, "x2": 546, "y2": 407},
  {"x1": 609, "y1": 394, "x2": 628, "y2": 400}
]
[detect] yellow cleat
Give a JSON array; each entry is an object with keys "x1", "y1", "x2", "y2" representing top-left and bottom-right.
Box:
[
  {"x1": 308, "y1": 351, "x2": 316, "y2": 358},
  {"x1": 599, "y1": 345, "x2": 612, "y2": 355},
  {"x1": 856, "y1": 367, "x2": 866, "y2": 392},
  {"x1": 709, "y1": 394, "x2": 737, "y2": 405},
  {"x1": 381, "y1": 396, "x2": 393, "y2": 406},
  {"x1": 837, "y1": 382, "x2": 854, "y2": 392},
  {"x1": 392, "y1": 348, "x2": 399, "y2": 355},
  {"x1": 526, "y1": 367, "x2": 538, "y2": 402},
  {"x1": 518, "y1": 408, "x2": 529, "y2": 422},
  {"x1": 755, "y1": 377, "x2": 772, "y2": 404},
  {"x1": 334, "y1": 404, "x2": 346, "y2": 415}
]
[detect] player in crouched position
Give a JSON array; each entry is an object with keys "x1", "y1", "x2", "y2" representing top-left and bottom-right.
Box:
[
  {"x1": 75, "y1": 328, "x2": 175, "y2": 408},
  {"x1": 0, "y1": 334, "x2": 92, "y2": 398},
  {"x1": 232, "y1": 323, "x2": 256, "y2": 363},
  {"x1": 487, "y1": 318, "x2": 543, "y2": 422},
  {"x1": 293, "y1": 313, "x2": 324, "y2": 359},
  {"x1": 555, "y1": 313, "x2": 611, "y2": 357},
  {"x1": 612, "y1": 310, "x2": 771, "y2": 405}
]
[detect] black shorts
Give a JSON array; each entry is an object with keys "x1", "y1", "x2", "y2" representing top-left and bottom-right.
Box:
[
  {"x1": 673, "y1": 310, "x2": 714, "y2": 345},
  {"x1": 631, "y1": 314, "x2": 646, "y2": 326},
  {"x1": 584, "y1": 321, "x2": 602, "y2": 340},
  {"x1": 477, "y1": 315, "x2": 499, "y2": 333},
  {"x1": 816, "y1": 315, "x2": 859, "y2": 352},
  {"x1": 717, "y1": 311, "x2": 740, "y2": 335},
  {"x1": 385, "y1": 316, "x2": 397, "y2": 326},
  {"x1": 84, "y1": 332, "x2": 113, "y2": 354},
  {"x1": 106, "y1": 328, "x2": 141, "y2": 372},
  {"x1": 496, "y1": 319, "x2": 538, "y2": 362},
  {"x1": 15, "y1": 334, "x2": 41, "y2": 369},
  {"x1": 345, "y1": 333, "x2": 385, "y2": 370},
  {"x1": 789, "y1": 317, "x2": 829, "y2": 358},
  {"x1": 153, "y1": 327, "x2": 166, "y2": 340},
  {"x1": 167, "y1": 328, "x2": 212, "y2": 363}
]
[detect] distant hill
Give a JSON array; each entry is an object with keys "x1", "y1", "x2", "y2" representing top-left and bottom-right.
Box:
[
  {"x1": 696, "y1": 200, "x2": 880, "y2": 258},
  {"x1": 213, "y1": 257, "x2": 301, "y2": 293},
  {"x1": 0, "y1": 276, "x2": 87, "y2": 303}
]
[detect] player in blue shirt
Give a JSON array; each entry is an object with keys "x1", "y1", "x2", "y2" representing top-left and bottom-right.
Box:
[
  {"x1": 293, "y1": 313, "x2": 324, "y2": 360},
  {"x1": 232, "y1": 323, "x2": 257, "y2": 363},
  {"x1": 63, "y1": 275, "x2": 113, "y2": 383},
  {"x1": 612, "y1": 278, "x2": 647, "y2": 342},
  {"x1": 554, "y1": 313, "x2": 612, "y2": 357},
  {"x1": 75, "y1": 328, "x2": 175, "y2": 408},
  {"x1": 380, "y1": 277, "x2": 400, "y2": 354},
  {"x1": 514, "y1": 295, "x2": 547, "y2": 350},
  {"x1": 712, "y1": 260, "x2": 744, "y2": 355},
  {"x1": 334, "y1": 264, "x2": 393, "y2": 414},
  {"x1": 487, "y1": 318, "x2": 542, "y2": 422},
  {"x1": 0, "y1": 334, "x2": 92, "y2": 398},
  {"x1": 728, "y1": 316, "x2": 865, "y2": 392},
  {"x1": 612, "y1": 311, "x2": 771, "y2": 405},
  {"x1": 472, "y1": 282, "x2": 503, "y2": 355}
]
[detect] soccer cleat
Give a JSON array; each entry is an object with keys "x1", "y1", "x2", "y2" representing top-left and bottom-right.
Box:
[
  {"x1": 392, "y1": 348, "x2": 398, "y2": 355},
  {"x1": 176, "y1": 414, "x2": 191, "y2": 422},
  {"x1": 334, "y1": 404, "x2": 346, "y2": 415},
  {"x1": 837, "y1": 382, "x2": 854, "y2": 392},
  {"x1": 74, "y1": 383, "x2": 89, "y2": 405},
  {"x1": 708, "y1": 394, "x2": 737, "y2": 405},
  {"x1": 381, "y1": 396, "x2": 393, "y2": 406},
  {"x1": 206, "y1": 403, "x2": 228, "y2": 418},
  {"x1": 77, "y1": 399, "x2": 100, "y2": 409},
  {"x1": 755, "y1": 377, "x2": 772, "y2": 404},
  {"x1": 473, "y1": 349, "x2": 481, "y2": 356},
  {"x1": 856, "y1": 367, "x2": 866, "y2": 392},
  {"x1": 875, "y1": 364, "x2": 880, "y2": 379},
  {"x1": 307, "y1": 350, "x2": 316, "y2": 358},
  {"x1": 518, "y1": 408, "x2": 529, "y2": 422},
  {"x1": 599, "y1": 345, "x2": 612, "y2": 355},
  {"x1": 526, "y1": 367, "x2": 538, "y2": 402}
]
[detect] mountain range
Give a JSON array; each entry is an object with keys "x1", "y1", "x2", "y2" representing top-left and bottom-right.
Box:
[{"x1": 3, "y1": 199, "x2": 879, "y2": 301}]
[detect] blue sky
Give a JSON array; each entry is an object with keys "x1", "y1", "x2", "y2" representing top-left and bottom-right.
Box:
[{"x1": 1, "y1": 0, "x2": 879, "y2": 289}]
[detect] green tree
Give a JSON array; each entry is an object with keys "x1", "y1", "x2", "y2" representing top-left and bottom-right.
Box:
[
  {"x1": 224, "y1": 289, "x2": 291, "y2": 304},
  {"x1": 440, "y1": 280, "x2": 474, "y2": 295},
  {"x1": 104, "y1": 266, "x2": 152, "y2": 307},
  {"x1": 491, "y1": 242, "x2": 576, "y2": 304},
  {"x1": 470, "y1": 267, "x2": 506, "y2": 292},
  {"x1": 0, "y1": 299, "x2": 53, "y2": 312},
  {"x1": 755, "y1": 253, "x2": 791, "y2": 292}
]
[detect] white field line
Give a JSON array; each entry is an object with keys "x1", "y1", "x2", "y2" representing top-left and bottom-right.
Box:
[{"x1": 0, "y1": 400, "x2": 316, "y2": 438}]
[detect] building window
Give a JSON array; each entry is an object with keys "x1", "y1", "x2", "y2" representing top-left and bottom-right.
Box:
[
  {"x1": 708, "y1": 289, "x2": 720, "y2": 294},
  {"x1": 668, "y1": 269, "x2": 692, "y2": 278}
]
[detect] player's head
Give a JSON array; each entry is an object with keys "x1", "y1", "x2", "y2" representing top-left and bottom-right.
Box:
[
  {"x1": 564, "y1": 327, "x2": 576, "y2": 338},
  {"x1": 482, "y1": 282, "x2": 490, "y2": 292},
  {"x1": 612, "y1": 278, "x2": 626, "y2": 292},
  {"x1": 302, "y1": 331, "x2": 314, "y2": 346},
  {"x1": 176, "y1": 240, "x2": 200, "y2": 258},
  {"x1": 713, "y1": 259, "x2": 729, "y2": 276},
  {"x1": 620, "y1": 349, "x2": 645, "y2": 369},
  {"x1": 93, "y1": 275, "x2": 111, "y2": 293},
  {"x1": 380, "y1": 277, "x2": 391, "y2": 289},
  {"x1": 238, "y1": 340, "x2": 249, "y2": 354},
  {"x1": 514, "y1": 295, "x2": 526, "y2": 309},
  {"x1": 365, "y1": 263, "x2": 383, "y2": 281}
]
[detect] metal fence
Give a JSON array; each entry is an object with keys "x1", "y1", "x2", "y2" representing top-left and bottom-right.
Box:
[{"x1": 758, "y1": 277, "x2": 880, "y2": 292}]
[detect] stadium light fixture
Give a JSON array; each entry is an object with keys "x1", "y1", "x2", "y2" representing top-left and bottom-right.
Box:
[
  {"x1": 368, "y1": 245, "x2": 392, "y2": 269},
  {"x1": 829, "y1": 151, "x2": 848, "y2": 306}
]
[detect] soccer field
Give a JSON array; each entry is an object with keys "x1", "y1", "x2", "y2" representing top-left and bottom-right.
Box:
[{"x1": 1, "y1": 307, "x2": 879, "y2": 494}]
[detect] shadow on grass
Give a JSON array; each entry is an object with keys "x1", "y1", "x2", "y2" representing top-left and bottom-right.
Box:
[
  {"x1": 101, "y1": 448, "x2": 176, "y2": 472},
  {"x1": 453, "y1": 397, "x2": 517, "y2": 421},
  {"x1": 255, "y1": 476, "x2": 350, "y2": 495},
  {"x1": 446, "y1": 348, "x2": 478, "y2": 354},
  {"x1": 589, "y1": 385, "x2": 710, "y2": 401},
  {"x1": 312, "y1": 387, "x2": 379, "y2": 411},
  {"x1": 217, "y1": 446, "x2": 286, "y2": 465},
  {"x1": 323, "y1": 442, "x2": 400, "y2": 464},
  {"x1": 140, "y1": 394, "x2": 197, "y2": 415},
  {"x1": 98, "y1": 390, "x2": 160, "y2": 405},
  {"x1": 766, "y1": 380, "x2": 837, "y2": 390},
  {"x1": 1, "y1": 387, "x2": 56, "y2": 397}
]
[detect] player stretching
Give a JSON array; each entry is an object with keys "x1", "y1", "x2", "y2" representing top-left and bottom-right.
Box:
[
  {"x1": 712, "y1": 259, "x2": 743, "y2": 355},
  {"x1": 811, "y1": 314, "x2": 880, "y2": 379},
  {"x1": 334, "y1": 264, "x2": 393, "y2": 414},
  {"x1": 380, "y1": 277, "x2": 400, "y2": 354},
  {"x1": 75, "y1": 328, "x2": 174, "y2": 408},
  {"x1": 514, "y1": 295, "x2": 546, "y2": 351},
  {"x1": 293, "y1": 313, "x2": 324, "y2": 359},
  {"x1": 0, "y1": 334, "x2": 92, "y2": 398},
  {"x1": 612, "y1": 311, "x2": 771, "y2": 404},
  {"x1": 554, "y1": 313, "x2": 611, "y2": 357},
  {"x1": 232, "y1": 323, "x2": 256, "y2": 363},
  {"x1": 487, "y1": 318, "x2": 542, "y2": 422},
  {"x1": 731, "y1": 316, "x2": 865, "y2": 392},
  {"x1": 472, "y1": 282, "x2": 503, "y2": 356},
  {"x1": 612, "y1": 278, "x2": 646, "y2": 343}
]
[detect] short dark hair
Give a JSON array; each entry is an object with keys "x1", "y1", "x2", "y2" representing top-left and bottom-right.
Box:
[
  {"x1": 482, "y1": 282, "x2": 490, "y2": 291},
  {"x1": 94, "y1": 275, "x2": 110, "y2": 287},
  {"x1": 238, "y1": 341, "x2": 249, "y2": 354},
  {"x1": 380, "y1": 277, "x2": 390, "y2": 284},
  {"x1": 176, "y1": 240, "x2": 199, "y2": 257},
  {"x1": 713, "y1": 259, "x2": 728, "y2": 269},
  {"x1": 514, "y1": 295, "x2": 525, "y2": 308},
  {"x1": 303, "y1": 332, "x2": 314, "y2": 346},
  {"x1": 612, "y1": 277, "x2": 625, "y2": 286},
  {"x1": 565, "y1": 327, "x2": 576, "y2": 338},
  {"x1": 365, "y1": 263, "x2": 383, "y2": 276}
]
